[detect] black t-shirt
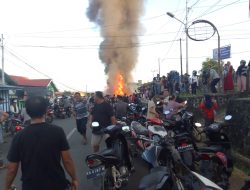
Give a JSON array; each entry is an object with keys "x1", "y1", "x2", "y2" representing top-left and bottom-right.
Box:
[
  {"x1": 91, "y1": 101, "x2": 114, "y2": 134},
  {"x1": 7, "y1": 123, "x2": 70, "y2": 190}
]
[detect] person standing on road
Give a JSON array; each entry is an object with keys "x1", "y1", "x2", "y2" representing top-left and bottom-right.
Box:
[
  {"x1": 236, "y1": 60, "x2": 248, "y2": 93},
  {"x1": 73, "y1": 92, "x2": 88, "y2": 145},
  {"x1": 146, "y1": 95, "x2": 159, "y2": 119},
  {"x1": 0, "y1": 98, "x2": 9, "y2": 169},
  {"x1": 89, "y1": 91, "x2": 116, "y2": 153},
  {"x1": 4, "y1": 96, "x2": 78, "y2": 190},
  {"x1": 209, "y1": 68, "x2": 220, "y2": 93},
  {"x1": 114, "y1": 96, "x2": 128, "y2": 120},
  {"x1": 199, "y1": 94, "x2": 218, "y2": 127},
  {"x1": 223, "y1": 61, "x2": 234, "y2": 92}
]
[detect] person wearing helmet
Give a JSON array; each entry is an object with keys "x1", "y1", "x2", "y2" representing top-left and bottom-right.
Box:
[
  {"x1": 191, "y1": 70, "x2": 198, "y2": 95},
  {"x1": 236, "y1": 60, "x2": 248, "y2": 92}
]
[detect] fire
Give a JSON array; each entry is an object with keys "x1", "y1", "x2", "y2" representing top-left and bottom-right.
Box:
[{"x1": 114, "y1": 74, "x2": 125, "y2": 96}]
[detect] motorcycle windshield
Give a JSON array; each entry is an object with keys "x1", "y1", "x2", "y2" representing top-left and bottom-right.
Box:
[
  {"x1": 142, "y1": 145, "x2": 161, "y2": 167},
  {"x1": 191, "y1": 171, "x2": 223, "y2": 190}
]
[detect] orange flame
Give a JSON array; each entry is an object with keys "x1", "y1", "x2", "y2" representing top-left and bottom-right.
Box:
[{"x1": 114, "y1": 74, "x2": 125, "y2": 96}]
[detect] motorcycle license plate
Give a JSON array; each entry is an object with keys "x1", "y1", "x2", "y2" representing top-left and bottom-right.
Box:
[
  {"x1": 177, "y1": 144, "x2": 194, "y2": 152},
  {"x1": 86, "y1": 166, "x2": 105, "y2": 179}
]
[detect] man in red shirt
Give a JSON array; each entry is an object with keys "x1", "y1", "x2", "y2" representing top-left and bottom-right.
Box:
[{"x1": 199, "y1": 95, "x2": 218, "y2": 127}]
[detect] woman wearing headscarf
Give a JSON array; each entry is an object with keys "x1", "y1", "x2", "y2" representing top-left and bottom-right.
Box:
[
  {"x1": 223, "y1": 61, "x2": 234, "y2": 92},
  {"x1": 199, "y1": 95, "x2": 218, "y2": 127}
]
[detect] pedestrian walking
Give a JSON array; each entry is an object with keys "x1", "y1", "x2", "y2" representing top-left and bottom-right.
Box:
[
  {"x1": 73, "y1": 92, "x2": 88, "y2": 145},
  {"x1": 199, "y1": 94, "x2": 218, "y2": 127},
  {"x1": 236, "y1": 60, "x2": 248, "y2": 93},
  {"x1": 5, "y1": 96, "x2": 78, "y2": 190},
  {"x1": 89, "y1": 91, "x2": 116, "y2": 153}
]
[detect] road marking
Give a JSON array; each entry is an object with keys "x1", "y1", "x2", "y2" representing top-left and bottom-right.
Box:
[{"x1": 67, "y1": 128, "x2": 77, "y2": 140}]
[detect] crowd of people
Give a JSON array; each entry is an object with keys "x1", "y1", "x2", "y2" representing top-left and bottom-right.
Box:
[
  {"x1": 0, "y1": 87, "x2": 223, "y2": 190},
  {"x1": 139, "y1": 59, "x2": 250, "y2": 97},
  {"x1": 0, "y1": 60, "x2": 249, "y2": 190}
]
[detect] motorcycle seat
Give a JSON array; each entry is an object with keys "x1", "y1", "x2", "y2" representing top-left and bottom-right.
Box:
[
  {"x1": 132, "y1": 125, "x2": 149, "y2": 136},
  {"x1": 150, "y1": 166, "x2": 169, "y2": 173},
  {"x1": 175, "y1": 132, "x2": 190, "y2": 138},
  {"x1": 138, "y1": 171, "x2": 169, "y2": 190},
  {"x1": 99, "y1": 148, "x2": 117, "y2": 157},
  {"x1": 198, "y1": 146, "x2": 223, "y2": 153}
]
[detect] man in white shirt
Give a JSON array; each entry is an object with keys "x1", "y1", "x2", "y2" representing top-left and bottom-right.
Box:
[
  {"x1": 147, "y1": 96, "x2": 159, "y2": 119},
  {"x1": 9, "y1": 99, "x2": 19, "y2": 114}
]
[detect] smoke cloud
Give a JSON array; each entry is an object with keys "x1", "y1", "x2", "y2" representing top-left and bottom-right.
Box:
[{"x1": 87, "y1": 0, "x2": 144, "y2": 94}]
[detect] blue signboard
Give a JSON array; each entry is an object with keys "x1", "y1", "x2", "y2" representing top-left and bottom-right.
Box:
[{"x1": 213, "y1": 45, "x2": 231, "y2": 60}]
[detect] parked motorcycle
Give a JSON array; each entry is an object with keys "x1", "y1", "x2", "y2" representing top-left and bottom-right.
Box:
[
  {"x1": 65, "y1": 106, "x2": 72, "y2": 118},
  {"x1": 4, "y1": 113, "x2": 24, "y2": 136},
  {"x1": 46, "y1": 107, "x2": 54, "y2": 123},
  {"x1": 54, "y1": 104, "x2": 66, "y2": 119},
  {"x1": 137, "y1": 135, "x2": 223, "y2": 190},
  {"x1": 85, "y1": 122, "x2": 133, "y2": 190},
  {"x1": 127, "y1": 103, "x2": 147, "y2": 125},
  {"x1": 164, "y1": 104, "x2": 202, "y2": 142},
  {"x1": 198, "y1": 115, "x2": 233, "y2": 190}
]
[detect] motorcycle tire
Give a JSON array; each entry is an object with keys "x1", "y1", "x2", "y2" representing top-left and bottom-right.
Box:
[
  {"x1": 103, "y1": 168, "x2": 118, "y2": 190},
  {"x1": 212, "y1": 158, "x2": 229, "y2": 190},
  {"x1": 181, "y1": 151, "x2": 194, "y2": 170}
]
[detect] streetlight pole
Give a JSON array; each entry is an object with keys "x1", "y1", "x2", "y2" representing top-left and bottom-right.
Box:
[
  {"x1": 158, "y1": 58, "x2": 161, "y2": 76},
  {"x1": 1, "y1": 34, "x2": 5, "y2": 85},
  {"x1": 185, "y1": 0, "x2": 189, "y2": 74},
  {"x1": 167, "y1": 10, "x2": 189, "y2": 75}
]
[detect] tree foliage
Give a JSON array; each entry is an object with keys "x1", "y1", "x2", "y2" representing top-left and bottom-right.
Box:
[{"x1": 200, "y1": 58, "x2": 224, "y2": 72}]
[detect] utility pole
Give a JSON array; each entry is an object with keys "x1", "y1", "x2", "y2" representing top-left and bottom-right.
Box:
[
  {"x1": 1, "y1": 34, "x2": 4, "y2": 85},
  {"x1": 180, "y1": 38, "x2": 183, "y2": 76},
  {"x1": 185, "y1": 0, "x2": 189, "y2": 75},
  {"x1": 158, "y1": 58, "x2": 161, "y2": 76}
]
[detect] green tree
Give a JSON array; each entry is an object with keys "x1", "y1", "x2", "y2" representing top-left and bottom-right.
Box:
[{"x1": 201, "y1": 58, "x2": 224, "y2": 72}]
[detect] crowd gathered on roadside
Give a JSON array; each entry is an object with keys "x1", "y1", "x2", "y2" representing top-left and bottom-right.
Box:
[{"x1": 139, "y1": 59, "x2": 250, "y2": 98}]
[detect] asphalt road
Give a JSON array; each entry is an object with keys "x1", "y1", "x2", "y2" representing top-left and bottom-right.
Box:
[{"x1": 0, "y1": 117, "x2": 246, "y2": 190}]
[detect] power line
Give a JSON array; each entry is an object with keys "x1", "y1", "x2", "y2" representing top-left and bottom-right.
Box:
[
  {"x1": 193, "y1": 0, "x2": 247, "y2": 8},
  {"x1": 192, "y1": 0, "x2": 242, "y2": 21},
  {"x1": 5, "y1": 47, "x2": 80, "y2": 91},
  {"x1": 9, "y1": 34, "x2": 250, "y2": 50},
  {"x1": 191, "y1": 0, "x2": 223, "y2": 21},
  {"x1": 190, "y1": 0, "x2": 202, "y2": 8},
  {"x1": 13, "y1": 14, "x2": 166, "y2": 35}
]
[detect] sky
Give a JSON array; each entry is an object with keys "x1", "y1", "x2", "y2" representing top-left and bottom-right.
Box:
[{"x1": 0, "y1": 0, "x2": 250, "y2": 92}]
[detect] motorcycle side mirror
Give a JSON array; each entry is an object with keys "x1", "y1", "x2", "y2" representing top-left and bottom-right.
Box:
[
  {"x1": 164, "y1": 111, "x2": 170, "y2": 115},
  {"x1": 195, "y1": 122, "x2": 202, "y2": 127},
  {"x1": 225, "y1": 115, "x2": 232, "y2": 121},
  {"x1": 92, "y1": 122, "x2": 100, "y2": 128},
  {"x1": 122, "y1": 126, "x2": 130, "y2": 132}
]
